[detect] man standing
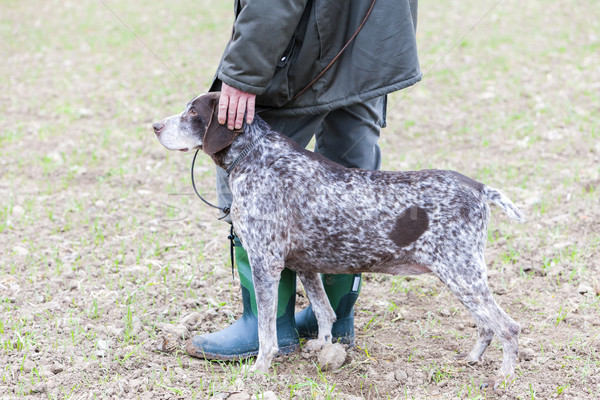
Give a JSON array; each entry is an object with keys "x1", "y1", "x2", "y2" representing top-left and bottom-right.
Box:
[{"x1": 186, "y1": 0, "x2": 421, "y2": 361}]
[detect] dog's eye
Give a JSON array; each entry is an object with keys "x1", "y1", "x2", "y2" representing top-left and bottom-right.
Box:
[{"x1": 188, "y1": 108, "x2": 197, "y2": 117}]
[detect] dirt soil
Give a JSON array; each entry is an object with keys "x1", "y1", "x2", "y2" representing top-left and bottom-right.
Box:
[{"x1": 1, "y1": 0, "x2": 599, "y2": 399}]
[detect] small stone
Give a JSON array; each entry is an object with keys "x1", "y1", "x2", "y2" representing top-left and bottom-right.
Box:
[
  {"x1": 384, "y1": 372, "x2": 396, "y2": 381},
  {"x1": 130, "y1": 378, "x2": 143, "y2": 392},
  {"x1": 44, "y1": 301, "x2": 60, "y2": 310},
  {"x1": 183, "y1": 298, "x2": 201, "y2": 308},
  {"x1": 520, "y1": 347, "x2": 535, "y2": 361},
  {"x1": 50, "y1": 364, "x2": 64, "y2": 374},
  {"x1": 22, "y1": 360, "x2": 35, "y2": 373},
  {"x1": 439, "y1": 308, "x2": 451, "y2": 317},
  {"x1": 261, "y1": 391, "x2": 278, "y2": 400},
  {"x1": 394, "y1": 369, "x2": 409, "y2": 381},
  {"x1": 437, "y1": 379, "x2": 448, "y2": 388},
  {"x1": 228, "y1": 392, "x2": 250, "y2": 400},
  {"x1": 12, "y1": 205, "x2": 25, "y2": 216},
  {"x1": 96, "y1": 339, "x2": 109, "y2": 357},
  {"x1": 234, "y1": 378, "x2": 245, "y2": 390},
  {"x1": 107, "y1": 326, "x2": 124, "y2": 338},
  {"x1": 32, "y1": 382, "x2": 46, "y2": 393},
  {"x1": 317, "y1": 342, "x2": 346, "y2": 371},
  {"x1": 190, "y1": 279, "x2": 206, "y2": 289},
  {"x1": 181, "y1": 312, "x2": 202, "y2": 327},
  {"x1": 577, "y1": 284, "x2": 592, "y2": 295},
  {"x1": 156, "y1": 322, "x2": 189, "y2": 339},
  {"x1": 13, "y1": 246, "x2": 29, "y2": 256},
  {"x1": 156, "y1": 335, "x2": 178, "y2": 353},
  {"x1": 63, "y1": 270, "x2": 75, "y2": 279},
  {"x1": 46, "y1": 152, "x2": 64, "y2": 165},
  {"x1": 78, "y1": 108, "x2": 93, "y2": 118},
  {"x1": 131, "y1": 317, "x2": 143, "y2": 335},
  {"x1": 41, "y1": 366, "x2": 54, "y2": 377}
]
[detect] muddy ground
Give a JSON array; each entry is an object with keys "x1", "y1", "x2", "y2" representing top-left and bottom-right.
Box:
[{"x1": 1, "y1": 0, "x2": 599, "y2": 399}]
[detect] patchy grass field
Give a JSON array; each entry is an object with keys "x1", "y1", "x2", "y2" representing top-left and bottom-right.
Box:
[{"x1": 1, "y1": 0, "x2": 599, "y2": 399}]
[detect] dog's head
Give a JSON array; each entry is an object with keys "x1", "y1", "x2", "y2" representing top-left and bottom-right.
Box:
[{"x1": 153, "y1": 92, "x2": 242, "y2": 156}]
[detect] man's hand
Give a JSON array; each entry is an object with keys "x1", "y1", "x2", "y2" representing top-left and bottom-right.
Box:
[{"x1": 218, "y1": 82, "x2": 256, "y2": 130}]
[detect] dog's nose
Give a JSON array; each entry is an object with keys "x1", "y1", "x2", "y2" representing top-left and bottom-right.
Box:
[{"x1": 153, "y1": 122, "x2": 164, "y2": 135}]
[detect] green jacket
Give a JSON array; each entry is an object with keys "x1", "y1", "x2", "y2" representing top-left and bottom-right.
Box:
[{"x1": 213, "y1": 0, "x2": 421, "y2": 115}]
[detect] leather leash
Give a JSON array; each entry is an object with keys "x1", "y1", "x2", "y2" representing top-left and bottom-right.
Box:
[
  {"x1": 256, "y1": 0, "x2": 377, "y2": 114},
  {"x1": 290, "y1": 0, "x2": 377, "y2": 102}
]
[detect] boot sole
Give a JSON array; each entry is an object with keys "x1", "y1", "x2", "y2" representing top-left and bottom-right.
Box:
[{"x1": 186, "y1": 342, "x2": 300, "y2": 362}]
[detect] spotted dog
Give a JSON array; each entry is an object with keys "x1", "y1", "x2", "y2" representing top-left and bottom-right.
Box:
[{"x1": 153, "y1": 92, "x2": 524, "y2": 388}]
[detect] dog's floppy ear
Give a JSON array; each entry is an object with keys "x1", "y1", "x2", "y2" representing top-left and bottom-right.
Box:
[{"x1": 200, "y1": 92, "x2": 243, "y2": 156}]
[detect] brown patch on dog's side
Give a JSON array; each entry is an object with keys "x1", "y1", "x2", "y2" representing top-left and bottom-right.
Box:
[{"x1": 389, "y1": 206, "x2": 429, "y2": 247}]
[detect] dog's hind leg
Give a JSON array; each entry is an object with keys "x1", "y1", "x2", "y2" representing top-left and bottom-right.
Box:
[
  {"x1": 297, "y1": 271, "x2": 336, "y2": 351},
  {"x1": 249, "y1": 254, "x2": 284, "y2": 372},
  {"x1": 435, "y1": 257, "x2": 520, "y2": 388},
  {"x1": 455, "y1": 325, "x2": 494, "y2": 365}
]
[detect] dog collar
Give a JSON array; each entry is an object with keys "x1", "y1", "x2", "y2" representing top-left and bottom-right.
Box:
[{"x1": 226, "y1": 131, "x2": 270, "y2": 177}]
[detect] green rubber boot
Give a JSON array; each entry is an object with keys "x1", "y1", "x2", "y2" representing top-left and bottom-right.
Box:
[
  {"x1": 185, "y1": 241, "x2": 299, "y2": 360},
  {"x1": 295, "y1": 274, "x2": 362, "y2": 346}
]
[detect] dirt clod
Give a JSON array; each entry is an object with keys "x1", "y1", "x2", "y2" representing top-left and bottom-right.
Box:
[
  {"x1": 395, "y1": 369, "x2": 409, "y2": 381},
  {"x1": 228, "y1": 391, "x2": 250, "y2": 400},
  {"x1": 261, "y1": 391, "x2": 278, "y2": 400},
  {"x1": 439, "y1": 308, "x2": 452, "y2": 317},
  {"x1": 577, "y1": 284, "x2": 593, "y2": 295},
  {"x1": 50, "y1": 363, "x2": 64, "y2": 374},
  {"x1": 156, "y1": 322, "x2": 189, "y2": 339},
  {"x1": 156, "y1": 335, "x2": 178, "y2": 353},
  {"x1": 13, "y1": 246, "x2": 29, "y2": 256},
  {"x1": 31, "y1": 382, "x2": 46, "y2": 393},
  {"x1": 317, "y1": 342, "x2": 346, "y2": 371},
  {"x1": 22, "y1": 360, "x2": 35, "y2": 373},
  {"x1": 520, "y1": 347, "x2": 536, "y2": 361},
  {"x1": 96, "y1": 339, "x2": 109, "y2": 357},
  {"x1": 181, "y1": 311, "x2": 203, "y2": 327}
]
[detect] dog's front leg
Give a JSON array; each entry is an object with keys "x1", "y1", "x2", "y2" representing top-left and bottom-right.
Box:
[
  {"x1": 249, "y1": 254, "x2": 284, "y2": 372},
  {"x1": 298, "y1": 271, "x2": 336, "y2": 351}
]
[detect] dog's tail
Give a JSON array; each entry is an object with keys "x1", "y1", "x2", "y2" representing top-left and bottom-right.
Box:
[{"x1": 483, "y1": 186, "x2": 525, "y2": 222}]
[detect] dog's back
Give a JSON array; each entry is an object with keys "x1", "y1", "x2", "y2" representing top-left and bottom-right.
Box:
[{"x1": 232, "y1": 132, "x2": 523, "y2": 279}]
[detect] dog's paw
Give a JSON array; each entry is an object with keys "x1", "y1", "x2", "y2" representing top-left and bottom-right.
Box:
[
  {"x1": 454, "y1": 352, "x2": 482, "y2": 365},
  {"x1": 251, "y1": 360, "x2": 270, "y2": 373},
  {"x1": 479, "y1": 373, "x2": 515, "y2": 391}
]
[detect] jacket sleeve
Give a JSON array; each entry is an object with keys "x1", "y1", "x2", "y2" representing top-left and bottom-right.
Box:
[{"x1": 218, "y1": 0, "x2": 311, "y2": 95}]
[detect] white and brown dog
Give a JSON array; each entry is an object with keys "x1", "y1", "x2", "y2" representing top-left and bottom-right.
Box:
[{"x1": 154, "y1": 92, "x2": 524, "y2": 388}]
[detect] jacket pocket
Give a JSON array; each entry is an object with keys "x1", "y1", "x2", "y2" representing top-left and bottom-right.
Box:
[
  {"x1": 260, "y1": 40, "x2": 295, "y2": 106},
  {"x1": 257, "y1": 0, "x2": 314, "y2": 107}
]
